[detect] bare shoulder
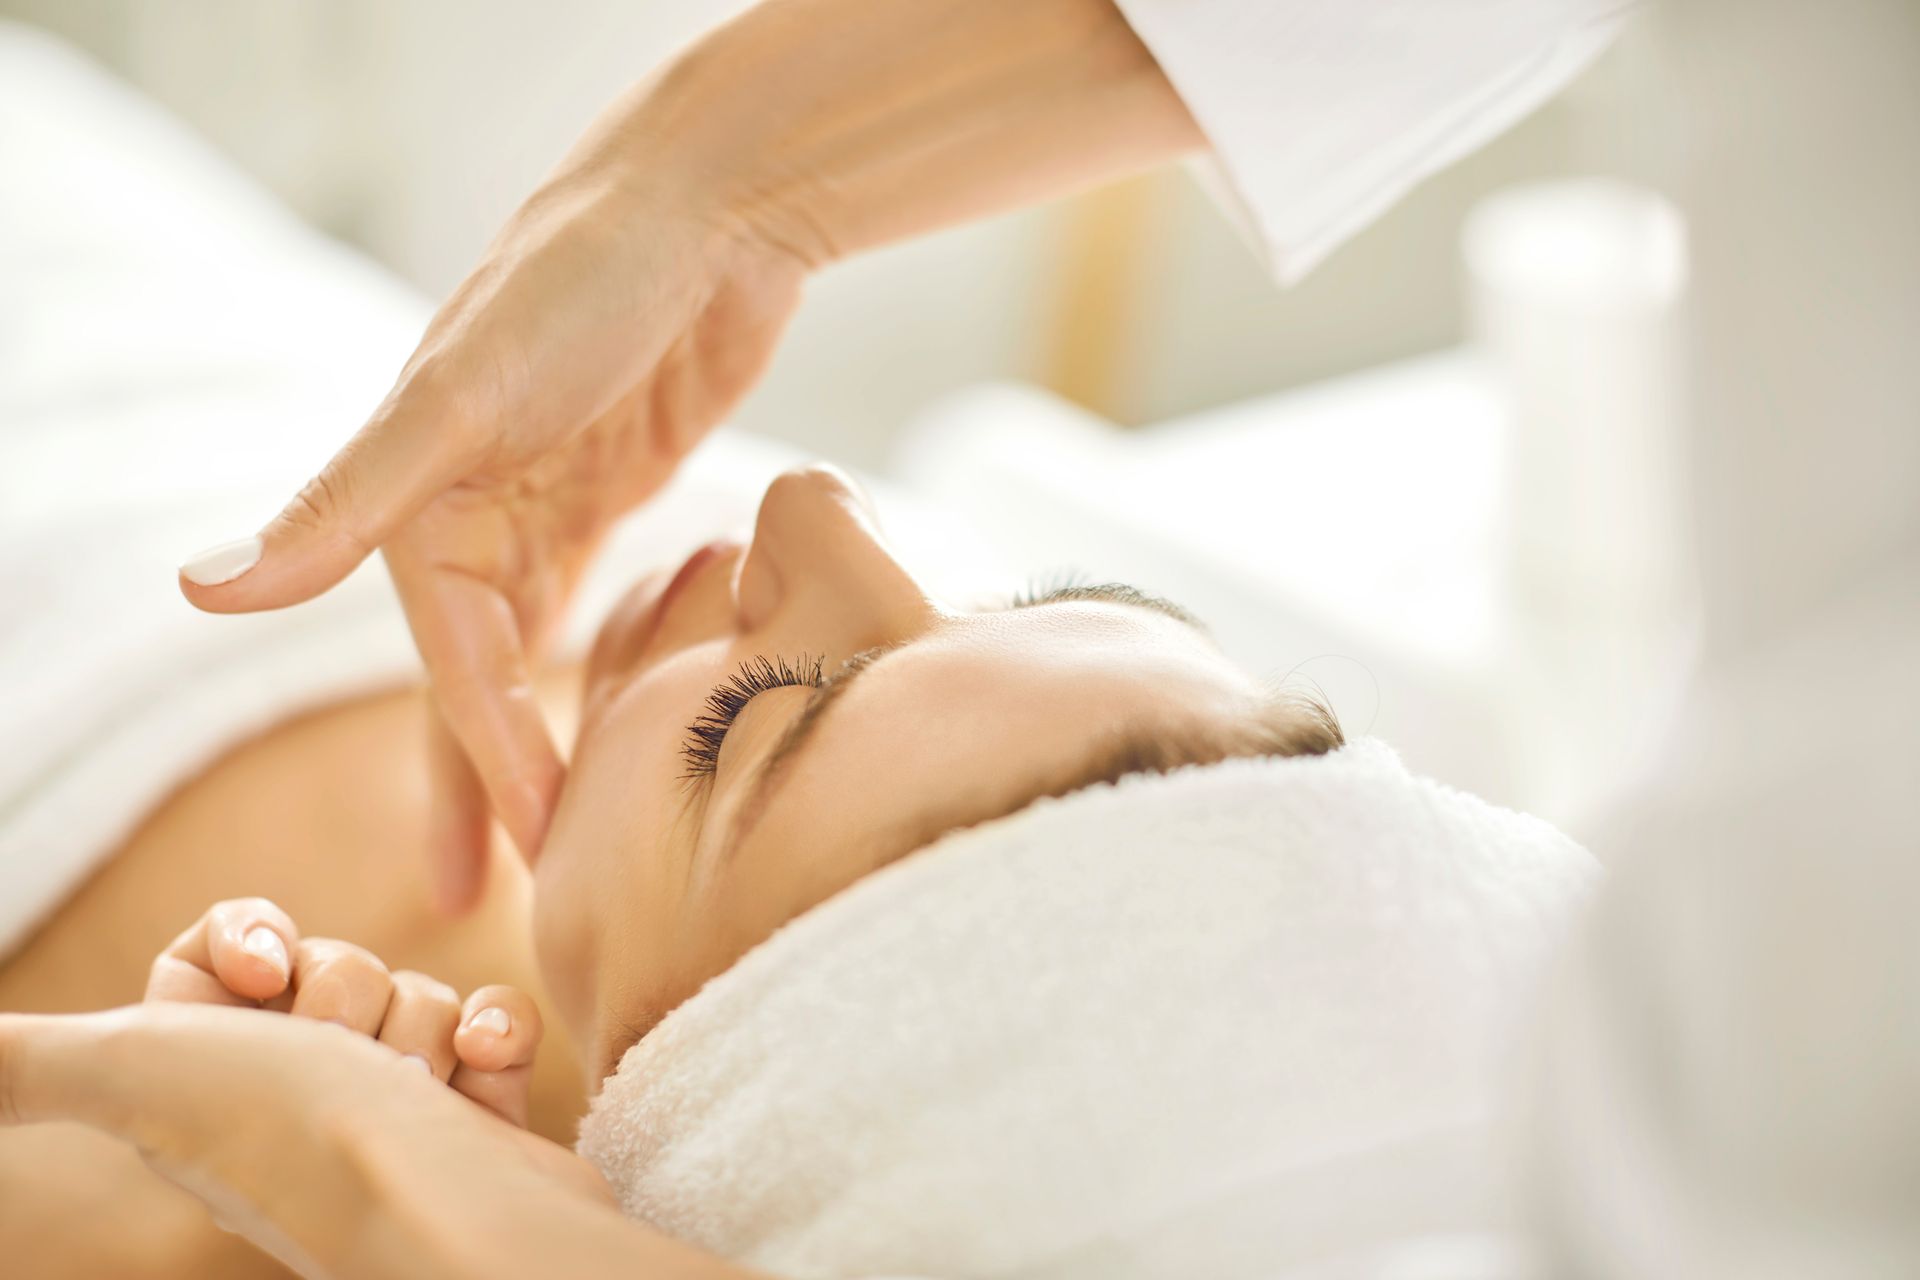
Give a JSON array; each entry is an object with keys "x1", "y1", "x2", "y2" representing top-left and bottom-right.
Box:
[
  {"x1": 3, "y1": 688, "x2": 451, "y2": 1011},
  {"x1": 0, "y1": 679, "x2": 586, "y2": 1123},
  {"x1": 0, "y1": 680, "x2": 586, "y2": 1276},
  {"x1": 0, "y1": 676, "x2": 579, "y2": 1021}
]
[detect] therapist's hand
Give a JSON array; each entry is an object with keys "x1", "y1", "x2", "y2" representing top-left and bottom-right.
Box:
[
  {"x1": 175, "y1": 0, "x2": 1200, "y2": 914},
  {"x1": 179, "y1": 141, "x2": 808, "y2": 910}
]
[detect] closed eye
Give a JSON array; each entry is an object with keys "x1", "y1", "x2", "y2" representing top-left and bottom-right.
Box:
[
  {"x1": 679, "y1": 654, "x2": 825, "y2": 782},
  {"x1": 733, "y1": 576, "x2": 1206, "y2": 810},
  {"x1": 702, "y1": 576, "x2": 1209, "y2": 834}
]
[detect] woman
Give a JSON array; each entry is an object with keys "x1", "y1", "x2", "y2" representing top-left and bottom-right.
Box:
[
  {"x1": 3, "y1": 0, "x2": 1625, "y2": 1274},
  {"x1": 14, "y1": 0, "x2": 1916, "y2": 1271},
  {"x1": 4, "y1": 461, "x2": 1596, "y2": 1277}
]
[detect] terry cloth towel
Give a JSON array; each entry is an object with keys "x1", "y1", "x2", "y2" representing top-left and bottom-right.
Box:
[{"x1": 578, "y1": 740, "x2": 1598, "y2": 1279}]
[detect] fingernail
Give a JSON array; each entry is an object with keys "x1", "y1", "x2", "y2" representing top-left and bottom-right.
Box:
[
  {"x1": 467, "y1": 1006, "x2": 511, "y2": 1037},
  {"x1": 400, "y1": 1053, "x2": 434, "y2": 1075},
  {"x1": 180, "y1": 535, "x2": 264, "y2": 586},
  {"x1": 240, "y1": 926, "x2": 289, "y2": 980}
]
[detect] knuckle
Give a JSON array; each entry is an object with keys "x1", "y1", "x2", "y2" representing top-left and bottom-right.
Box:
[
  {"x1": 394, "y1": 352, "x2": 502, "y2": 463},
  {"x1": 302, "y1": 940, "x2": 389, "y2": 985},
  {"x1": 286, "y1": 468, "x2": 343, "y2": 529},
  {"x1": 337, "y1": 951, "x2": 391, "y2": 987},
  {"x1": 282, "y1": 462, "x2": 374, "y2": 558},
  {"x1": 763, "y1": 464, "x2": 834, "y2": 505},
  {"x1": 392, "y1": 970, "x2": 460, "y2": 1009},
  {"x1": 217, "y1": 896, "x2": 285, "y2": 927},
  {"x1": 467, "y1": 982, "x2": 520, "y2": 1008}
]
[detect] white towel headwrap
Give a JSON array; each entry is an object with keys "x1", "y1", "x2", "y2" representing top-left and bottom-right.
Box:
[{"x1": 578, "y1": 740, "x2": 1596, "y2": 1279}]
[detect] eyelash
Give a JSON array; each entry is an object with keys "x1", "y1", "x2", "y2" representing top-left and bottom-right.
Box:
[
  {"x1": 680, "y1": 654, "x2": 825, "y2": 781},
  {"x1": 676, "y1": 571, "x2": 1108, "y2": 782}
]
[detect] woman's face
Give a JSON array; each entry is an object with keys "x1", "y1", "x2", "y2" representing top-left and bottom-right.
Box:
[{"x1": 534, "y1": 466, "x2": 1255, "y2": 1080}]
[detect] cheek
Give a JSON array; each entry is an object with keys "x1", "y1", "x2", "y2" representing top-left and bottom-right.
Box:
[
  {"x1": 530, "y1": 844, "x2": 596, "y2": 1044},
  {"x1": 533, "y1": 650, "x2": 722, "y2": 1040}
]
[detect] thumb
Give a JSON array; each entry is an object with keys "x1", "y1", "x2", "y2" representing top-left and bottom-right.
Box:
[
  {"x1": 0, "y1": 1005, "x2": 414, "y2": 1140},
  {"x1": 179, "y1": 396, "x2": 478, "y2": 614},
  {"x1": 0, "y1": 1009, "x2": 145, "y2": 1134}
]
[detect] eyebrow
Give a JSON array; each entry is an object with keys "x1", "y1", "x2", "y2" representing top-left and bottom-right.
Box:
[
  {"x1": 719, "y1": 582, "x2": 1202, "y2": 857},
  {"x1": 1019, "y1": 580, "x2": 1203, "y2": 630}
]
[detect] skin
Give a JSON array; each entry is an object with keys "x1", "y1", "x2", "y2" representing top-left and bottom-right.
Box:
[
  {"x1": 0, "y1": 1004, "x2": 742, "y2": 1280},
  {"x1": 3, "y1": 0, "x2": 1240, "y2": 1272},
  {"x1": 535, "y1": 465, "x2": 1261, "y2": 1076},
  {"x1": 177, "y1": 0, "x2": 1206, "y2": 912},
  {"x1": 0, "y1": 682, "x2": 588, "y2": 1279},
  {"x1": 0, "y1": 466, "x2": 1271, "y2": 1277},
  {"x1": 143, "y1": 897, "x2": 547, "y2": 1127}
]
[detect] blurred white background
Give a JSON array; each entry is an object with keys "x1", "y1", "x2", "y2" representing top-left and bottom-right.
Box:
[
  {"x1": 1, "y1": 1, "x2": 1691, "y2": 829},
  {"x1": 4, "y1": 0, "x2": 1652, "y2": 461},
  {"x1": 9, "y1": 8, "x2": 1918, "y2": 1269}
]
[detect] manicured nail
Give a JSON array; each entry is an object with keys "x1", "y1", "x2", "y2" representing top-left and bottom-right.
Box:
[
  {"x1": 240, "y1": 926, "x2": 289, "y2": 980},
  {"x1": 467, "y1": 1007, "x2": 511, "y2": 1037},
  {"x1": 400, "y1": 1053, "x2": 434, "y2": 1075},
  {"x1": 180, "y1": 535, "x2": 263, "y2": 586}
]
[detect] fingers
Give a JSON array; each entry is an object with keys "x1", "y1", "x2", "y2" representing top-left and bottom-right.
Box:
[
  {"x1": 178, "y1": 389, "x2": 481, "y2": 614},
  {"x1": 134, "y1": 900, "x2": 547, "y2": 1130},
  {"x1": 275, "y1": 939, "x2": 394, "y2": 1037},
  {"x1": 376, "y1": 972, "x2": 464, "y2": 1080},
  {"x1": 147, "y1": 898, "x2": 299, "y2": 1006},
  {"x1": 451, "y1": 985, "x2": 545, "y2": 1127},
  {"x1": 388, "y1": 543, "x2": 566, "y2": 862},
  {"x1": 426, "y1": 708, "x2": 494, "y2": 917},
  {"x1": 452, "y1": 986, "x2": 543, "y2": 1074}
]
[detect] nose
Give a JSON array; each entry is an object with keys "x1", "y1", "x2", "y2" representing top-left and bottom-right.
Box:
[{"x1": 733, "y1": 465, "x2": 934, "y2": 649}]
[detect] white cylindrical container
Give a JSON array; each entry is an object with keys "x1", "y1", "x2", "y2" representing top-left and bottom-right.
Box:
[{"x1": 1463, "y1": 179, "x2": 1694, "y2": 827}]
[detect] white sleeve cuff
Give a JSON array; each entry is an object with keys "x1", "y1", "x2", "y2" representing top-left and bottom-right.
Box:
[{"x1": 1114, "y1": 0, "x2": 1636, "y2": 284}]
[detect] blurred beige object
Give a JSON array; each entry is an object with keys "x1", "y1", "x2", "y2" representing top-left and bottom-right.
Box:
[{"x1": 1037, "y1": 174, "x2": 1168, "y2": 419}]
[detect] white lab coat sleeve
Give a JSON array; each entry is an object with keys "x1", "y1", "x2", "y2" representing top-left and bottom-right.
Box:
[{"x1": 1112, "y1": 0, "x2": 1637, "y2": 283}]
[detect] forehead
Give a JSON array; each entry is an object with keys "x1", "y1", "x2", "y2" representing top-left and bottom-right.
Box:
[
  {"x1": 904, "y1": 601, "x2": 1237, "y2": 702},
  {"x1": 725, "y1": 602, "x2": 1249, "y2": 874}
]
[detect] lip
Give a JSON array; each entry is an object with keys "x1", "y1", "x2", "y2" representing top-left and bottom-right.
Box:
[
  {"x1": 605, "y1": 537, "x2": 740, "y2": 664},
  {"x1": 652, "y1": 539, "x2": 732, "y2": 638}
]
